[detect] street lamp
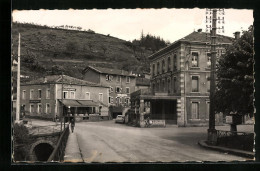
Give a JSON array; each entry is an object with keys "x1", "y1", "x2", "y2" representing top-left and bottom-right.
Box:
[{"x1": 205, "y1": 8, "x2": 225, "y2": 144}]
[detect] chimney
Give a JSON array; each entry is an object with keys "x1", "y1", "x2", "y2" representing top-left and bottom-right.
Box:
[
  {"x1": 234, "y1": 31, "x2": 240, "y2": 40},
  {"x1": 197, "y1": 29, "x2": 202, "y2": 33}
]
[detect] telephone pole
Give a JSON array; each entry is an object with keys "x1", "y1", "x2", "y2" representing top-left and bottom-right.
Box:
[{"x1": 206, "y1": 9, "x2": 225, "y2": 144}]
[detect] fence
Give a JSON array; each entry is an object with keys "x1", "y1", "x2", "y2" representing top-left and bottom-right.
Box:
[
  {"x1": 47, "y1": 125, "x2": 70, "y2": 162},
  {"x1": 216, "y1": 130, "x2": 254, "y2": 152}
]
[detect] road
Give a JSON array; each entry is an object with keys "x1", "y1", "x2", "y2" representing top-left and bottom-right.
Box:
[{"x1": 64, "y1": 120, "x2": 253, "y2": 162}]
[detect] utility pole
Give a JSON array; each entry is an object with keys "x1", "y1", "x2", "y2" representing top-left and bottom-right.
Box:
[
  {"x1": 61, "y1": 73, "x2": 64, "y2": 131},
  {"x1": 16, "y1": 33, "x2": 21, "y2": 123},
  {"x1": 206, "y1": 9, "x2": 225, "y2": 144}
]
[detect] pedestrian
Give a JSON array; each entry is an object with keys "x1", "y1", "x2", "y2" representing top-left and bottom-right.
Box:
[{"x1": 70, "y1": 118, "x2": 75, "y2": 133}]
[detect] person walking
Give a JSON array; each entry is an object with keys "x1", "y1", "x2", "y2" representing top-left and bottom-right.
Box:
[{"x1": 70, "y1": 118, "x2": 75, "y2": 133}]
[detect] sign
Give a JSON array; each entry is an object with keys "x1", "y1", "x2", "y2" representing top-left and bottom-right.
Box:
[
  {"x1": 225, "y1": 116, "x2": 233, "y2": 124},
  {"x1": 64, "y1": 88, "x2": 76, "y2": 91},
  {"x1": 150, "y1": 120, "x2": 166, "y2": 127},
  {"x1": 29, "y1": 100, "x2": 41, "y2": 103},
  {"x1": 117, "y1": 94, "x2": 128, "y2": 97}
]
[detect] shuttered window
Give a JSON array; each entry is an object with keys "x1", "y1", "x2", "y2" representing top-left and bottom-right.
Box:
[{"x1": 191, "y1": 102, "x2": 199, "y2": 119}]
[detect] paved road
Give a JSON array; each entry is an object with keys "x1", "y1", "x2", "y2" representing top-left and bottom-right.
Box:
[{"x1": 64, "y1": 120, "x2": 253, "y2": 162}]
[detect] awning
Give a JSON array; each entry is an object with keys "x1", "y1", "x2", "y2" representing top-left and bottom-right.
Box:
[
  {"x1": 59, "y1": 99, "x2": 99, "y2": 107},
  {"x1": 77, "y1": 100, "x2": 99, "y2": 107},
  {"x1": 59, "y1": 99, "x2": 82, "y2": 107}
]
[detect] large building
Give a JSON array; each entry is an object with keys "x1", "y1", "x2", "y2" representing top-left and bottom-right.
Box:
[
  {"x1": 131, "y1": 30, "x2": 235, "y2": 126},
  {"x1": 82, "y1": 66, "x2": 137, "y2": 107},
  {"x1": 20, "y1": 75, "x2": 109, "y2": 120}
]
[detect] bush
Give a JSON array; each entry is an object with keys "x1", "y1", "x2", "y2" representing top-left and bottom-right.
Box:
[{"x1": 13, "y1": 123, "x2": 29, "y2": 161}]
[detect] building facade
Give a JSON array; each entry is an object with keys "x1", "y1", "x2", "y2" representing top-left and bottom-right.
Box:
[
  {"x1": 82, "y1": 66, "x2": 137, "y2": 108},
  {"x1": 131, "y1": 30, "x2": 234, "y2": 126},
  {"x1": 20, "y1": 75, "x2": 109, "y2": 120}
]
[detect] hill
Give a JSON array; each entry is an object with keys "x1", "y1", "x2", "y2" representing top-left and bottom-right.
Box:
[{"x1": 11, "y1": 22, "x2": 154, "y2": 83}]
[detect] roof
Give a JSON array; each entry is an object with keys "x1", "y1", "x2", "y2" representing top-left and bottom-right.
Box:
[
  {"x1": 22, "y1": 75, "x2": 108, "y2": 88},
  {"x1": 84, "y1": 66, "x2": 136, "y2": 77},
  {"x1": 149, "y1": 31, "x2": 233, "y2": 60},
  {"x1": 59, "y1": 99, "x2": 99, "y2": 107},
  {"x1": 136, "y1": 77, "x2": 150, "y2": 86}
]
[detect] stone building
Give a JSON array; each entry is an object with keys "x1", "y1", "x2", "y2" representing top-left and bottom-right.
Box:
[
  {"x1": 131, "y1": 30, "x2": 234, "y2": 126},
  {"x1": 20, "y1": 75, "x2": 109, "y2": 120},
  {"x1": 82, "y1": 66, "x2": 137, "y2": 108}
]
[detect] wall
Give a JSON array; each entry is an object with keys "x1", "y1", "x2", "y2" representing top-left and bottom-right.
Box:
[
  {"x1": 82, "y1": 69, "x2": 100, "y2": 84},
  {"x1": 56, "y1": 84, "x2": 109, "y2": 116},
  {"x1": 20, "y1": 84, "x2": 56, "y2": 119},
  {"x1": 99, "y1": 74, "x2": 136, "y2": 107}
]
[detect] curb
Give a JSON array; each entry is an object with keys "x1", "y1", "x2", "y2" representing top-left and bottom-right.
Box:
[{"x1": 198, "y1": 140, "x2": 254, "y2": 159}]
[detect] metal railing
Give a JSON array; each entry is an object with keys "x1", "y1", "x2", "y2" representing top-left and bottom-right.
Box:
[{"x1": 47, "y1": 125, "x2": 70, "y2": 162}]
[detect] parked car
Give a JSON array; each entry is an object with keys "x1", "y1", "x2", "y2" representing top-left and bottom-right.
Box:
[{"x1": 115, "y1": 115, "x2": 125, "y2": 123}]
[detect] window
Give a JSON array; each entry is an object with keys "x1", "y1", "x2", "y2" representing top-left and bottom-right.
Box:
[
  {"x1": 106, "y1": 75, "x2": 113, "y2": 81},
  {"x1": 157, "y1": 62, "x2": 160, "y2": 74},
  {"x1": 63, "y1": 91, "x2": 68, "y2": 99},
  {"x1": 167, "y1": 57, "x2": 171, "y2": 71},
  {"x1": 46, "y1": 89, "x2": 50, "y2": 99},
  {"x1": 22, "y1": 90, "x2": 26, "y2": 99},
  {"x1": 30, "y1": 104, "x2": 34, "y2": 113},
  {"x1": 173, "y1": 77, "x2": 177, "y2": 93},
  {"x1": 168, "y1": 79, "x2": 171, "y2": 93},
  {"x1": 192, "y1": 76, "x2": 199, "y2": 92},
  {"x1": 46, "y1": 103, "x2": 50, "y2": 114},
  {"x1": 116, "y1": 86, "x2": 121, "y2": 93},
  {"x1": 126, "y1": 87, "x2": 130, "y2": 94},
  {"x1": 38, "y1": 89, "x2": 42, "y2": 99},
  {"x1": 116, "y1": 97, "x2": 121, "y2": 105},
  {"x1": 173, "y1": 54, "x2": 177, "y2": 70},
  {"x1": 162, "y1": 80, "x2": 165, "y2": 92},
  {"x1": 125, "y1": 98, "x2": 130, "y2": 106},
  {"x1": 191, "y1": 102, "x2": 199, "y2": 119},
  {"x1": 117, "y1": 75, "x2": 121, "y2": 82},
  {"x1": 162, "y1": 59, "x2": 165, "y2": 73},
  {"x1": 207, "y1": 77, "x2": 210, "y2": 92},
  {"x1": 70, "y1": 91, "x2": 75, "y2": 99},
  {"x1": 30, "y1": 89, "x2": 34, "y2": 99},
  {"x1": 109, "y1": 96, "x2": 113, "y2": 103},
  {"x1": 85, "y1": 92, "x2": 90, "y2": 100},
  {"x1": 37, "y1": 103, "x2": 42, "y2": 114},
  {"x1": 99, "y1": 93, "x2": 103, "y2": 102},
  {"x1": 206, "y1": 102, "x2": 210, "y2": 119},
  {"x1": 191, "y1": 52, "x2": 199, "y2": 67},
  {"x1": 109, "y1": 87, "x2": 114, "y2": 93},
  {"x1": 207, "y1": 53, "x2": 211, "y2": 68},
  {"x1": 126, "y1": 76, "x2": 130, "y2": 83},
  {"x1": 152, "y1": 64, "x2": 155, "y2": 76}
]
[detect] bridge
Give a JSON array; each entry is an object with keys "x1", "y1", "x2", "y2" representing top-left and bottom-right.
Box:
[{"x1": 23, "y1": 119, "x2": 70, "y2": 161}]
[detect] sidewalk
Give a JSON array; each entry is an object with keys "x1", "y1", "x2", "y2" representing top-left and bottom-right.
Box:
[
  {"x1": 198, "y1": 140, "x2": 255, "y2": 159},
  {"x1": 64, "y1": 129, "x2": 84, "y2": 162}
]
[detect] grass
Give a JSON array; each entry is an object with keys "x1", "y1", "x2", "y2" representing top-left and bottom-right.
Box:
[{"x1": 12, "y1": 23, "x2": 152, "y2": 81}]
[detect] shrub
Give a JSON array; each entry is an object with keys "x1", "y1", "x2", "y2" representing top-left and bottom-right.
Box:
[{"x1": 13, "y1": 123, "x2": 29, "y2": 161}]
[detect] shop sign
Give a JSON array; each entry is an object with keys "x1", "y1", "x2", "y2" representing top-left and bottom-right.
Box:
[
  {"x1": 64, "y1": 88, "x2": 76, "y2": 91},
  {"x1": 150, "y1": 120, "x2": 166, "y2": 126},
  {"x1": 117, "y1": 94, "x2": 127, "y2": 97},
  {"x1": 29, "y1": 100, "x2": 41, "y2": 103}
]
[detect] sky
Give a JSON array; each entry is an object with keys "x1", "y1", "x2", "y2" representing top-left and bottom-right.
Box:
[{"x1": 12, "y1": 8, "x2": 253, "y2": 42}]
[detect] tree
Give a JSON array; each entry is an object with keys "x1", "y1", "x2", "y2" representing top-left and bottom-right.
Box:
[{"x1": 215, "y1": 26, "x2": 254, "y2": 131}]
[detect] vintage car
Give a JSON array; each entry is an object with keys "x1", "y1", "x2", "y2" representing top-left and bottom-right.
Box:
[{"x1": 115, "y1": 115, "x2": 125, "y2": 123}]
